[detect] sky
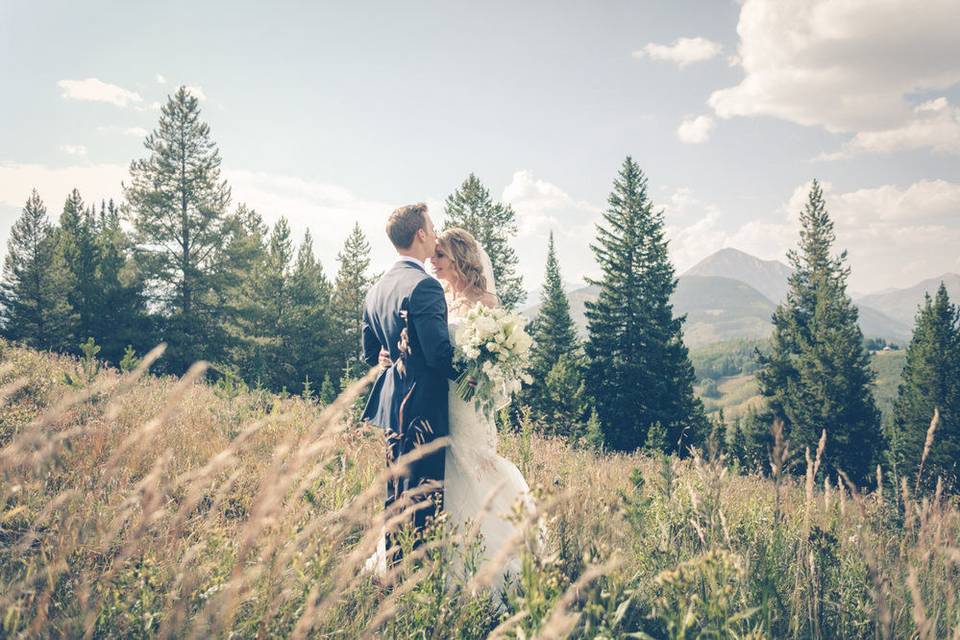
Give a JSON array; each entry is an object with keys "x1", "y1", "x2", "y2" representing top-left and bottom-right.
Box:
[{"x1": 1, "y1": 0, "x2": 958, "y2": 298}]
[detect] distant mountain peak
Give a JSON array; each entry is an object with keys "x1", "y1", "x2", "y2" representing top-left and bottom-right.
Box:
[{"x1": 683, "y1": 247, "x2": 793, "y2": 304}]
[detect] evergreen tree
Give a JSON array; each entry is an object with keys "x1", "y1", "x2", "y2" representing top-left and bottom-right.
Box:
[
  {"x1": 125, "y1": 86, "x2": 232, "y2": 373},
  {"x1": 332, "y1": 223, "x2": 374, "y2": 378},
  {"x1": 93, "y1": 199, "x2": 152, "y2": 363},
  {"x1": 891, "y1": 283, "x2": 960, "y2": 490},
  {"x1": 57, "y1": 188, "x2": 100, "y2": 348},
  {"x1": 756, "y1": 180, "x2": 882, "y2": 486},
  {"x1": 0, "y1": 190, "x2": 74, "y2": 350},
  {"x1": 285, "y1": 229, "x2": 337, "y2": 390},
  {"x1": 443, "y1": 174, "x2": 524, "y2": 309},
  {"x1": 319, "y1": 372, "x2": 336, "y2": 406},
  {"x1": 525, "y1": 232, "x2": 584, "y2": 435},
  {"x1": 583, "y1": 157, "x2": 707, "y2": 454},
  {"x1": 226, "y1": 214, "x2": 286, "y2": 386},
  {"x1": 542, "y1": 354, "x2": 588, "y2": 439}
]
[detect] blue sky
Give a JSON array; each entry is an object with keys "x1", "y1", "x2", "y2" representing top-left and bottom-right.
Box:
[{"x1": 2, "y1": 0, "x2": 959, "y2": 296}]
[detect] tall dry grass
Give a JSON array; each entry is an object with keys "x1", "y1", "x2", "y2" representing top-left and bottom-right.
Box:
[{"x1": 1, "y1": 339, "x2": 959, "y2": 638}]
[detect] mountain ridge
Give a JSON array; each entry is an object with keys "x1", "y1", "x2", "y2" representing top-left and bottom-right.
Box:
[{"x1": 520, "y1": 247, "x2": 955, "y2": 345}]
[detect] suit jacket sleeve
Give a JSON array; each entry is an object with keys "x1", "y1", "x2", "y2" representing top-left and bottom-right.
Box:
[
  {"x1": 361, "y1": 305, "x2": 380, "y2": 367},
  {"x1": 409, "y1": 277, "x2": 455, "y2": 378}
]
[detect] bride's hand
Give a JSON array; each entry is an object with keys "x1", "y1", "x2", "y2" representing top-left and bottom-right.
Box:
[{"x1": 378, "y1": 348, "x2": 393, "y2": 369}]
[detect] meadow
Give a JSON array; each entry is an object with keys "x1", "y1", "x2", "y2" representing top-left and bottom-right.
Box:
[{"x1": 1, "y1": 340, "x2": 958, "y2": 639}]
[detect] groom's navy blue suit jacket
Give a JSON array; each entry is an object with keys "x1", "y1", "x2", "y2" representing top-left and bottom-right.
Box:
[{"x1": 361, "y1": 260, "x2": 454, "y2": 441}]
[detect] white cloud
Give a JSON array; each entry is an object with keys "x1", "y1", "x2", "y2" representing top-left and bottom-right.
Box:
[
  {"x1": 664, "y1": 180, "x2": 960, "y2": 293},
  {"x1": 59, "y1": 144, "x2": 87, "y2": 157},
  {"x1": 634, "y1": 37, "x2": 722, "y2": 68},
  {"x1": 710, "y1": 0, "x2": 960, "y2": 156},
  {"x1": 677, "y1": 115, "x2": 715, "y2": 144},
  {"x1": 57, "y1": 78, "x2": 142, "y2": 108},
  {"x1": 501, "y1": 170, "x2": 602, "y2": 287},
  {"x1": 0, "y1": 162, "x2": 127, "y2": 249},
  {"x1": 155, "y1": 74, "x2": 167, "y2": 84},
  {"x1": 184, "y1": 85, "x2": 207, "y2": 101},
  {"x1": 226, "y1": 169, "x2": 399, "y2": 275},
  {"x1": 819, "y1": 98, "x2": 960, "y2": 159},
  {"x1": 0, "y1": 162, "x2": 127, "y2": 210}
]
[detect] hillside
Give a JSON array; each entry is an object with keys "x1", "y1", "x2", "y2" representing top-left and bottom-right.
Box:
[
  {"x1": 682, "y1": 247, "x2": 793, "y2": 304},
  {"x1": 1, "y1": 342, "x2": 956, "y2": 638},
  {"x1": 857, "y1": 273, "x2": 960, "y2": 326},
  {"x1": 692, "y1": 343, "x2": 908, "y2": 425},
  {"x1": 673, "y1": 275, "x2": 776, "y2": 346}
]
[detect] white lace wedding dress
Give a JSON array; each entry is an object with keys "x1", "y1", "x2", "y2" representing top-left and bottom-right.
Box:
[{"x1": 442, "y1": 310, "x2": 534, "y2": 593}]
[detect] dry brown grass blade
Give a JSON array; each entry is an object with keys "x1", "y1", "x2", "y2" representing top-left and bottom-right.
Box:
[{"x1": 916, "y1": 407, "x2": 940, "y2": 493}]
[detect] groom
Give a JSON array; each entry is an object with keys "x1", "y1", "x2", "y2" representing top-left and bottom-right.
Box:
[{"x1": 361, "y1": 203, "x2": 454, "y2": 557}]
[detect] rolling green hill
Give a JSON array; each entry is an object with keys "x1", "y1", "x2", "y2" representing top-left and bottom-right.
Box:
[{"x1": 692, "y1": 342, "x2": 908, "y2": 424}]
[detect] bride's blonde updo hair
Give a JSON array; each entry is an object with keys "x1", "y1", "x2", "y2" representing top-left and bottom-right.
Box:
[{"x1": 437, "y1": 227, "x2": 489, "y2": 296}]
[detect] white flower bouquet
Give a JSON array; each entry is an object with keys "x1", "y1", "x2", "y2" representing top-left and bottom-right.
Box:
[{"x1": 454, "y1": 303, "x2": 534, "y2": 418}]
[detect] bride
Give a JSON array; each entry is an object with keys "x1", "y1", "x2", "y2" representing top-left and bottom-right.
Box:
[{"x1": 368, "y1": 227, "x2": 535, "y2": 594}]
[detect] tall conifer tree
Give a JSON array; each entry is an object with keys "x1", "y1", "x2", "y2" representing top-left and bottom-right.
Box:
[
  {"x1": 57, "y1": 188, "x2": 100, "y2": 348},
  {"x1": 93, "y1": 199, "x2": 152, "y2": 363},
  {"x1": 525, "y1": 232, "x2": 584, "y2": 435},
  {"x1": 125, "y1": 86, "x2": 232, "y2": 373},
  {"x1": 0, "y1": 190, "x2": 74, "y2": 350},
  {"x1": 891, "y1": 284, "x2": 960, "y2": 490},
  {"x1": 285, "y1": 229, "x2": 336, "y2": 392},
  {"x1": 443, "y1": 174, "x2": 524, "y2": 309},
  {"x1": 584, "y1": 157, "x2": 706, "y2": 453},
  {"x1": 756, "y1": 180, "x2": 882, "y2": 485},
  {"x1": 332, "y1": 223, "x2": 374, "y2": 378}
]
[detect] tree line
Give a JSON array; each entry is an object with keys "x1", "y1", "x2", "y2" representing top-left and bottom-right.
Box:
[
  {"x1": 2, "y1": 86, "x2": 957, "y2": 491},
  {"x1": 0, "y1": 88, "x2": 529, "y2": 401}
]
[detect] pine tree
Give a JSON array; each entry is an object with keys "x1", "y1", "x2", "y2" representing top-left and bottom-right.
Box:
[
  {"x1": 891, "y1": 283, "x2": 960, "y2": 490},
  {"x1": 0, "y1": 190, "x2": 74, "y2": 350},
  {"x1": 442, "y1": 173, "x2": 524, "y2": 309},
  {"x1": 93, "y1": 199, "x2": 152, "y2": 363},
  {"x1": 332, "y1": 223, "x2": 374, "y2": 378},
  {"x1": 756, "y1": 180, "x2": 882, "y2": 486},
  {"x1": 125, "y1": 86, "x2": 232, "y2": 373},
  {"x1": 57, "y1": 188, "x2": 100, "y2": 349},
  {"x1": 525, "y1": 232, "x2": 584, "y2": 434},
  {"x1": 584, "y1": 157, "x2": 707, "y2": 454},
  {"x1": 542, "y1": 355, "x2": 588, "y2": 439},
  {"x1": 285, "y1": 229, "x2": 337, "y2": 390},
  {"x1": 319, "y1": 372, "x2": 336, "y2": 406}
]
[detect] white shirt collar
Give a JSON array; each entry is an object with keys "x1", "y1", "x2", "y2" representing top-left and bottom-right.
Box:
[{"x1": 398, "y1": 255, "x2": 425, "y2": 270}]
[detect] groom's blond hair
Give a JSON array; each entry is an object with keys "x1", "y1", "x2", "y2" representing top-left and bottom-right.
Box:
[{"x1": 386, "y1": 203, "x2": 428, "y2": 249}]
